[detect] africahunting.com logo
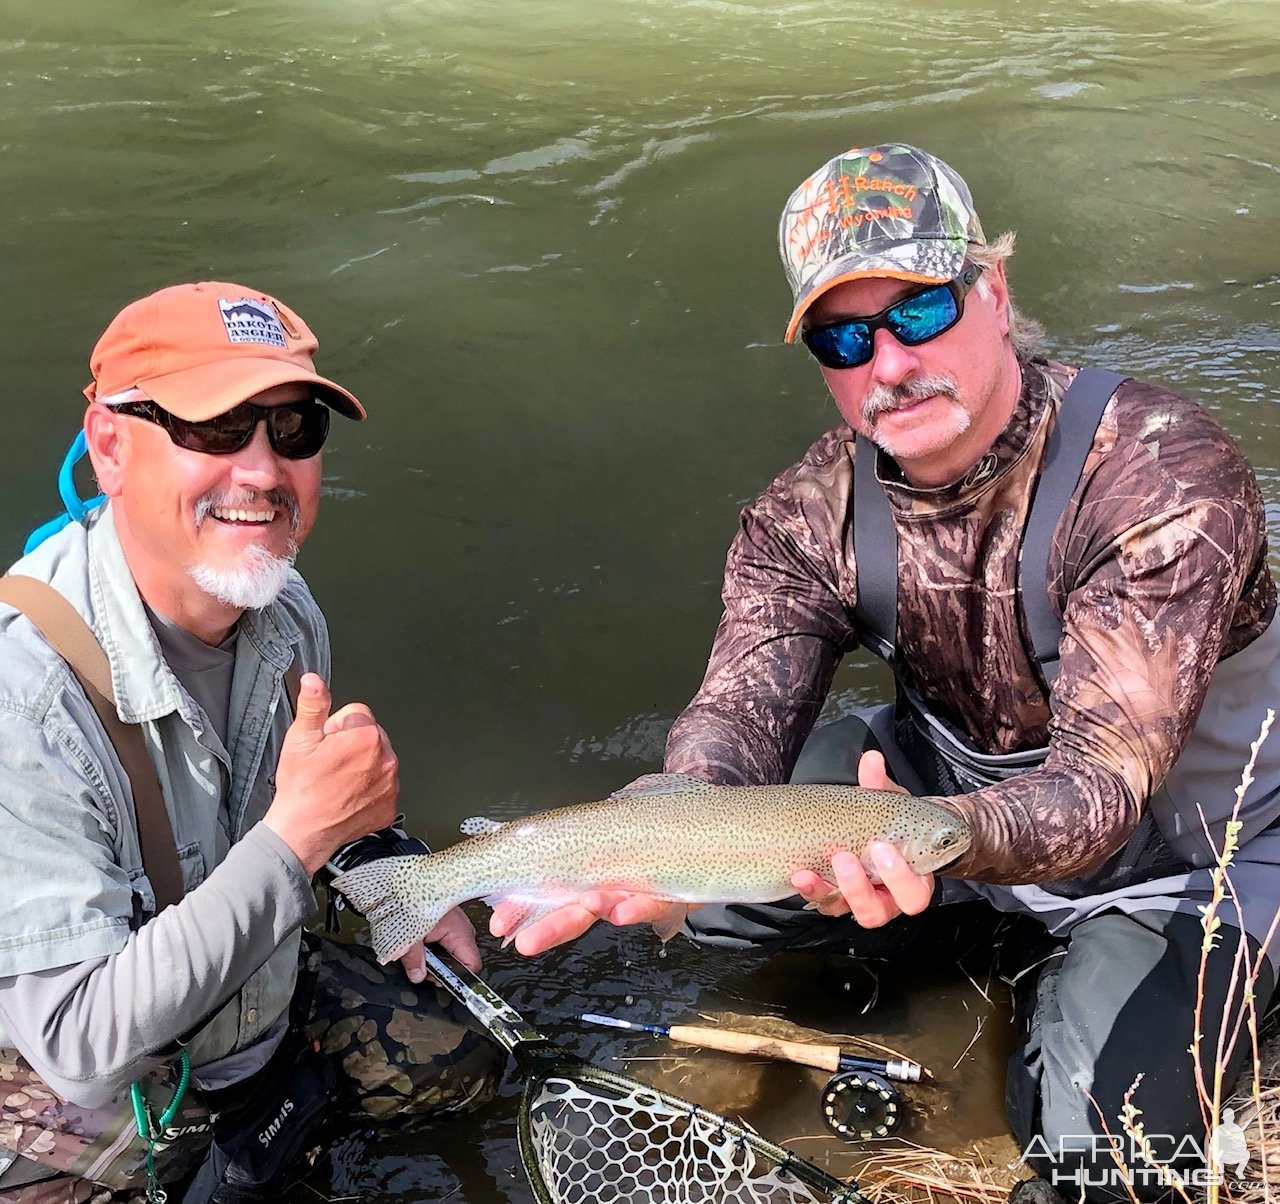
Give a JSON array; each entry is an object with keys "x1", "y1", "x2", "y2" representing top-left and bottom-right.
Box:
[{"x1": 1023, "y1": 1109, "x2": 1257, "y2": 1191}]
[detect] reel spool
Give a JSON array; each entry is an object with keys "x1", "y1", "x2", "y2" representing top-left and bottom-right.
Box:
[{"x1": 820, "y1": 1070, "x2": 902, "y2": 1141}]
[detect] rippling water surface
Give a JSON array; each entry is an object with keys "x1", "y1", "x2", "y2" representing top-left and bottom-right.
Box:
[{"x1": 2, "y1": 0, "x2": 1278, "y2": 1198}]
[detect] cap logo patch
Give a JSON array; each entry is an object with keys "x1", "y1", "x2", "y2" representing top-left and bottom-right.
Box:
[
  {"x1": 218, "y1": 298, "x2": 287, "y2": 349},
  {"x1": 777, "y1": 144, "x2": 985, "y2": 341}
]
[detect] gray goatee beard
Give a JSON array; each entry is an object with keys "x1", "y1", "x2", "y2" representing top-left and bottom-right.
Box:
[{"x1": 187, "y1": 489, "x2": 300, "y2": 611}]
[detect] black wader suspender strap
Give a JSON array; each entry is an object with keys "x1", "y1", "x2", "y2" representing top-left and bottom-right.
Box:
[
  {"x1": 851, "y1": 367, "x2": 1128, "y2": 680},
  {"x1": 852, "y1": 435, "x2": 898, "y2": 665},
  {"x1": 283, "y1": 664, "x2": 303, "y2": 717},
  {"x1": 0, "y1": 576, "x2": 308, "y2": 913},
  {"x1": 1018, "y1": 368, "x2": 1126, "y2": 683}
]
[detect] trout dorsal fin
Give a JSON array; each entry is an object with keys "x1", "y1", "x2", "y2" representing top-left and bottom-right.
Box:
[
  {"x1": 460, "y1": 816, "x2": 505, "y2": 836},
  {"x1": 608, "y1": 773, "x2": 713, "y2": 800}
]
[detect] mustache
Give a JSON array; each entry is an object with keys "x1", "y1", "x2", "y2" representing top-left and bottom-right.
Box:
[
  {"x1": 862, "y1": 374, "x2": 961, "y2": 425},
  {"x1": 194, "y1": 488, "x2": 301, "y2": 535}
]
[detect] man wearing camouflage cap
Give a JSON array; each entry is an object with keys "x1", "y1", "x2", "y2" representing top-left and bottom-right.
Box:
[
  {"x1": 501, "y1": 145, "x2": 1280, "y2": 1202},
  {"x1": 0, "y1": 282, "x2": 499, "y2": 1201}
]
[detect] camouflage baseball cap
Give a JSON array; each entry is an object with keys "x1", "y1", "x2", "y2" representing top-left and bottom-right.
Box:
[{"x1": 778, "y1": 144, "x2": 985, "y2": 342}]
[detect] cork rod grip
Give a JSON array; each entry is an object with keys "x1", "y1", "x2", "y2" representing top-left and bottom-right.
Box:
[{"x1": 664, "y1": 1024, "x2": 843, "y2": 1072}]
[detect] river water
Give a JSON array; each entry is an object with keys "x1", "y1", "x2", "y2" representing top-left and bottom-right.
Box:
[{"x1": 2, "y1": 0, "x2": 1278, "y2": 1199}]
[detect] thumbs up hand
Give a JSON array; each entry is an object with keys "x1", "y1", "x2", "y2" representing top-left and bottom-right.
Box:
[{"x1": 263, "y1": 673, "x2": 400, "y2": 875}]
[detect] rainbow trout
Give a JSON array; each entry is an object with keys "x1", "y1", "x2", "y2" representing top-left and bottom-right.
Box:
[{"x1": 332, "y1": 773, "x2": 971, "y2": 964}]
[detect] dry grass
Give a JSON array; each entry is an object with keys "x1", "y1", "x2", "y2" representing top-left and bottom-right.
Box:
[{"x1": 852, "y1": 1137, "x2": 1022, "y2": 1202}]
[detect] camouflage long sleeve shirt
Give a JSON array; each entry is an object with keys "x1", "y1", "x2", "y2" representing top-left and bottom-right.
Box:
[{"x1": 665, "y1": 360, "x2": 1276, "y2": 885}]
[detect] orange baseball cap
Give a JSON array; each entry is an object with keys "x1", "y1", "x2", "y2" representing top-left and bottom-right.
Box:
[{"x1": 83, "y1": 281, "x2": 366, "y2": 421}]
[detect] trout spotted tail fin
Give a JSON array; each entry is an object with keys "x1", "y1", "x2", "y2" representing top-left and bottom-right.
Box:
[{"x1": 332, "y1": 856, "x2": 445, "y2": 965}]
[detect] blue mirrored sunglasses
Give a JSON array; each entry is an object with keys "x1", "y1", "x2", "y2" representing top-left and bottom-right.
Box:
[{"x1": 801, "y1": 264, "x2": 985, "y2": 370}]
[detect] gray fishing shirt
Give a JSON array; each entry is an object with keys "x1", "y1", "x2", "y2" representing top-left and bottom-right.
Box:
[{"x1": 0, "y1": 504, "x2": 323, "y2": 1106}]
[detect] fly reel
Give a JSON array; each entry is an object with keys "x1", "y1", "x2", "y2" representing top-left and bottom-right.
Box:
[{"x1": 820, "y1": 1070, "x2": 902, "y2": 1141}]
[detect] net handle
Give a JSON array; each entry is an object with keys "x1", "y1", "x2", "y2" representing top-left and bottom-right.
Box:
[{"x1": 421, "y1": 945, "x2": 547, "y2": 1054}]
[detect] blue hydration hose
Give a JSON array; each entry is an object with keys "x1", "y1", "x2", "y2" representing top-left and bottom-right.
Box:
[{"x1": 23, "y1": 431, "x2": 107, "y2": 555}]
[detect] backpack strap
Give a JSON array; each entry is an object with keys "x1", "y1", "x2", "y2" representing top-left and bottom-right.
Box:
[{"x1": 0, "y1": 575, "x2": 185, "y2": 913}]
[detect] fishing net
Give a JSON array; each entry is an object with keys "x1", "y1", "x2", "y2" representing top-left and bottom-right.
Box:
[
  {"x1": 394, "y1": 946, "x2": 867, "y2": 1204},
  {"x1": 518, "y1": 1066, "x2": 864, "y2": 1204}
]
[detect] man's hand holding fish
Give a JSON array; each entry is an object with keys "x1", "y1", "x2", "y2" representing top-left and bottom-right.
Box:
[
  {"x1": 490, "y1": 889, "x2": 689, "y2": 958},
  {"x1": 489, "y1": 751, "x2": 933, "y2": 956},
  {"x1": 786, "y1": 751, "x2": 935, "y2": 926}
]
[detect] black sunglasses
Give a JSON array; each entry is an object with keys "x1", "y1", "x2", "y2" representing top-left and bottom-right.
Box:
[
  {"x1": 108, "y1": 396, "x2": 331, "y2": 460},
  {"x1": 801, "y1": 264, "x2": 986, "y2": 370}
]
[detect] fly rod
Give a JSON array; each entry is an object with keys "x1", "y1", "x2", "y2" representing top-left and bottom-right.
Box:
[{"x1": 580, "y1": 1013, "x2": 926, "y2": 1082}]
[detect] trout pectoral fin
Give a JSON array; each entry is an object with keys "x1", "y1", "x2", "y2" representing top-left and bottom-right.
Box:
[
  {"x1": 802, "y1": 888, "x2": 845, "y2": 912},
  {"x1": 650, "y1": 903, "x2": 691, "y2": 943},
  {"x1": 485, "y1": 896, "x2": 558, "y2": 944}
]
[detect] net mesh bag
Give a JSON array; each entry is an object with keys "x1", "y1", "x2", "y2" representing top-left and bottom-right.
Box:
[{"x1": 521, "y1": 1069, "x2": 860, "y2": 1204}]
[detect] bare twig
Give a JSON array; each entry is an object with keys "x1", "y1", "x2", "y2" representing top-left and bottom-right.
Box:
[{"x1": 952, "y1": 1017, "x2": 985, "y2": 1070}]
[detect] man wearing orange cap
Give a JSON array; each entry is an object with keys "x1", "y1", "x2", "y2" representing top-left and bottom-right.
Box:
[
  {"x1": 0, "y1": 283, "x2": 497, "y2": 1201},
  {"x1": 494, "y1": 146, "x2": 1280, "y2": 1202}
]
